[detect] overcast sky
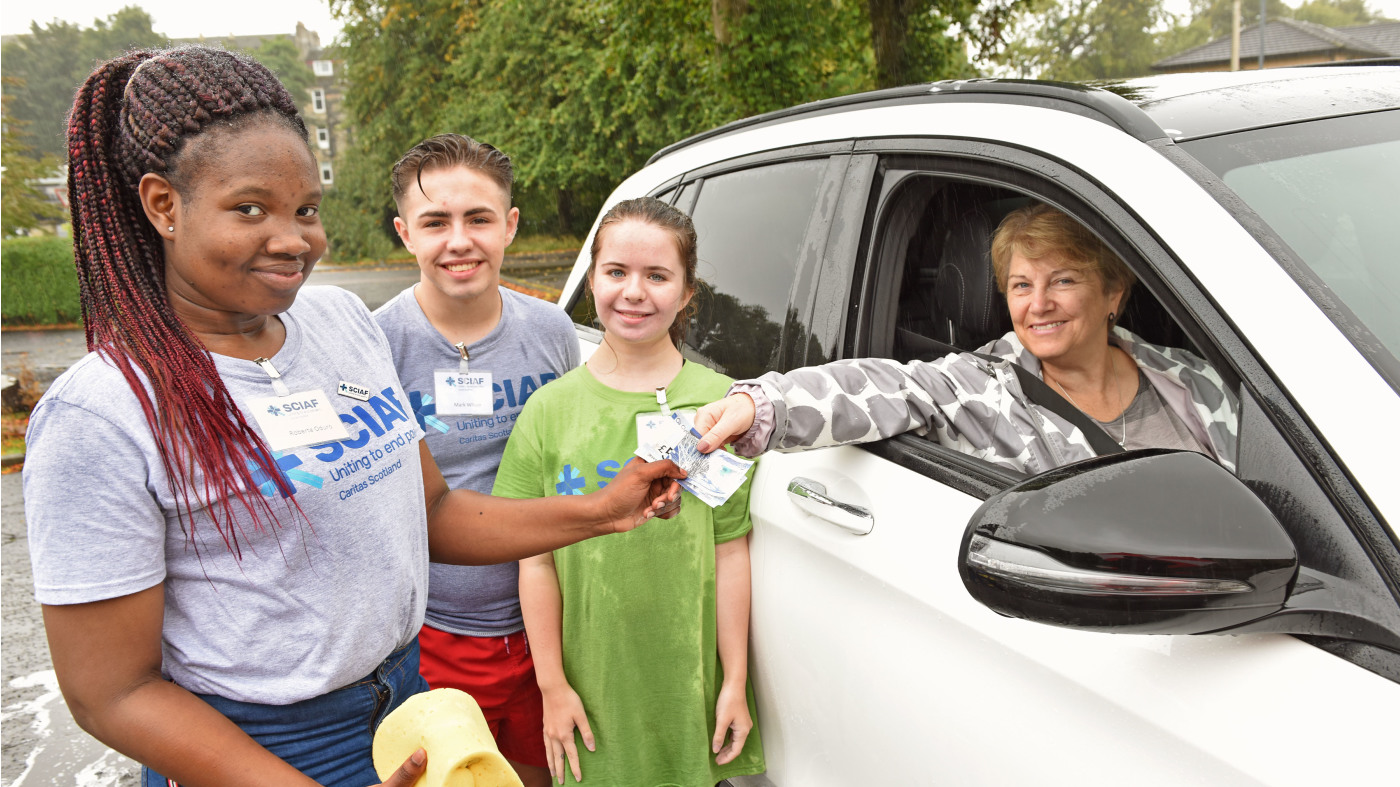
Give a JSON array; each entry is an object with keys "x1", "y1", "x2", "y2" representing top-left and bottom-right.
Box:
[
  {"x1": 2, "y1": 1, "x2": 342, "y2": 41},
  {"x1": 3, "y1": 0, "x2": 1398, "y2": 43}
]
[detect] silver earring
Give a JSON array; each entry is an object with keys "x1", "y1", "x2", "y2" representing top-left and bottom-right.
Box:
[{"x1": 168, "y1": 226, "x2": 175, "y2": 233}]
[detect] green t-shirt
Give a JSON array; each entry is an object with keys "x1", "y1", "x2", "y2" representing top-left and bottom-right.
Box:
[{"x1": 494, "y1": 361, "x2": 765, "y2": 786}]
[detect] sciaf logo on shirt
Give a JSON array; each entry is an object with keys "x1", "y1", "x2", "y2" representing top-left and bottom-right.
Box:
[{"x1": 248, "y1": 388, "x2": 418, "y2": 498}]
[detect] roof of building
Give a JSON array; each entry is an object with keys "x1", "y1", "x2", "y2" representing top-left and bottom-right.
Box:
[
  {"x1": 1341, "y1": 20, "x2": 1400, "y2": 54},
  {"x1": 1152, "y1": 19, "x2": 1400, "y2": 70}
]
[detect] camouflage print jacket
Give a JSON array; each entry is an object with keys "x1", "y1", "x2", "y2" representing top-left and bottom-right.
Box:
[{"x1": 731, "y1": 327, "x2": 1239, "y2": 476}]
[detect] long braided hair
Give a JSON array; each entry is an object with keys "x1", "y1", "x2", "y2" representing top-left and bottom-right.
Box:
[{"x1": 66, "y1": 46, "x2": 312, "y2": 556}]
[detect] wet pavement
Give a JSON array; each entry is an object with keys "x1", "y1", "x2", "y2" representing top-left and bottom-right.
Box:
[
  {"x1": 0, "y1": 257, "x2": 575, "y2": 785},
  {"x1": 2, "y1": 471, "x2": 141, "y2": 786}
]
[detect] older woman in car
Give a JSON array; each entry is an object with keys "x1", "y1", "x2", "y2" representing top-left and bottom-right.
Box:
[{"x1": 695, "y1": 203, "x2": 1239, "y2": 474}]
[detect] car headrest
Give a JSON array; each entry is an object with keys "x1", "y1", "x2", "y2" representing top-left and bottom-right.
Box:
[{"x1": 935, "y1": 207, "x2": 1009, "y2": 348}]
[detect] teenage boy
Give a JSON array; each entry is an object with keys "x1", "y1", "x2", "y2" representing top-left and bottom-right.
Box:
[{"x1": 374, "y1": 134, "x2": 577, "y2": 787}]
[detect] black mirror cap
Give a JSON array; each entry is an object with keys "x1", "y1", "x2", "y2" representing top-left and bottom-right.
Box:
[{"x1": 959, "y1": 450, "x2": 1298, "y2": 635}]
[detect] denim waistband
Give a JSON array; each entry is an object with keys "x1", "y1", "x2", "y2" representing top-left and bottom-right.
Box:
[
  {"x1": 144, "y1": 639, "x2": 429, "y2": 787},
  {"x1": 197, "y1": 638, "x2": 425, "y2": 732}
]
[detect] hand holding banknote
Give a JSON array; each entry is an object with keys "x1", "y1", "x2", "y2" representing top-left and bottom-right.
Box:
[{"x1": 636, "y1": 412, "x2": 753, "y2": 508}]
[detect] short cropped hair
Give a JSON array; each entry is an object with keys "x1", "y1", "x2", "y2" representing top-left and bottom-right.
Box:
[
  {"x1": 990, "y1": 204, "x2": 1136, "y2": 307},
  {"x1": 391, "y1": 133, "x2": 513, "y2": 208}
]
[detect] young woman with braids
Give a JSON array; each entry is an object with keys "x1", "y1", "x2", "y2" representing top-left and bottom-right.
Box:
[{"x1": 21, "y1": 46, "x2": 681, "y2": 787}]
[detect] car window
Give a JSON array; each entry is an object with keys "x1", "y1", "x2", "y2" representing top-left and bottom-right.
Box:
[
  {"x1": 679, "y1": 158, "x2": 829, "y2": 380},
  {"x1": 878, "y1": 173, "x2": 1191, "y2": 362},
  {"x1": 1180, "y1": 110, "x2": 1400, "y2": 380},
  {"x1": 858, "y1": 159, "x2": 1237, "y2": 491}
]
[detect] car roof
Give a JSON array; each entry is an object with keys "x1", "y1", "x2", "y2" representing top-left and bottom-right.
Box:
[
  {"x1": 649, "y1": 64, "x2": 1400, "y2": 164},
  {"x1": 1104, "y1": 64, "x2": 1400, "y2": 141}
]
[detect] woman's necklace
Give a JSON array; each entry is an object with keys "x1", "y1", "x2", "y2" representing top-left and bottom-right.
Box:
[{"x1": 1045, "y1": 351, "x2": 1128, "y2": 446}]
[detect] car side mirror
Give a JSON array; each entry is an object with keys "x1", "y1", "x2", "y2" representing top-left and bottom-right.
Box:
[{"x1": 958, "y1": 450, "x2": 1298, "y2": 634}]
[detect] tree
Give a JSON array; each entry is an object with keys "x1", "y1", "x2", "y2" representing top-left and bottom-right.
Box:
[
  {"x1": 239, "y1": 37, "x2": 315, "y2": 102},
  {"x1": 320, "y1": 0, "x2": 468, "y2": 260},
  {"x1": 999, "y1": 0, "x2": 1169, "y2": 80},
  {"x1": 1, "y1": 87, "x2": 65, "y2": 236},
  {"x1": 324, "y1": 0, "x2": 1040, "y2": 254},
  {"x1": 1167, "y1": 0, "x2": 1294, "y2": 48},
  {"x1": 0, "y1": 7, "x2": 166, "y2": 160},
  {"x1": 1293, "y1": 0, "x2": 1383, "y2": 26},
  {"x1": 867, "y1": 0, "x2": 1031, "y2": 88}
]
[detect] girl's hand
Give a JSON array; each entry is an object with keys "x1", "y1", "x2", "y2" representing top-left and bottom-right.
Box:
[
  {"x1": 373, "y1": 748, "x2": 427, "y2": 786},
  {"x1": 541, "y1": 683, "x2": 595, "y2": 784},
  {"x1": 711, "y1": 681, "x2": 753, "y2": 765},
  {"x1": 597, "y1": 458, "x2": 685, "y2": 532},
  {"x1": 695, "y1": 393, "x2": 756, "y2": 453}
]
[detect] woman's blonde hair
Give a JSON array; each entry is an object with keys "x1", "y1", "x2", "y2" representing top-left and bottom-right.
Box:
[{"x1": 990, "y1": 203, "x2": 1135, "y2": 318}]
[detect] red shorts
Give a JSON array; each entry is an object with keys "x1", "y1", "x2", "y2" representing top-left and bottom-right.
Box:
[{"x1": 416, "y1": 625, "x2": 547, "y2": 769}]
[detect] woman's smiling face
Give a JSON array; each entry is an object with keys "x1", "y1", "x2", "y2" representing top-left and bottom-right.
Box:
[
  {"x1": 1005, "y1": 251, "x2": 1123, "y2": 367},
  {"x1": 589, "y1": 219, "x2": 693, "y2": 349},
  {"x1": 159, "y1": 121, "x2": 326, "y2": 332}
]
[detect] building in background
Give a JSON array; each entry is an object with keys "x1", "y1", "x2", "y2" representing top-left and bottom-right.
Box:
[{"x1": 1153, "y1": 19, "x2": 1400, "y2": 73}]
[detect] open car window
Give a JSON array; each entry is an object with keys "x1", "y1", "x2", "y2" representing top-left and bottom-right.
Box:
[{"x1": 858, "y1": 157, "x2": 1241, "y2": 489}]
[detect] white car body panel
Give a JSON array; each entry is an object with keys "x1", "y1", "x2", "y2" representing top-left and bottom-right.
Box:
[{"x1": 566, "y1": 94, "x2": 1400, "y2": 784}]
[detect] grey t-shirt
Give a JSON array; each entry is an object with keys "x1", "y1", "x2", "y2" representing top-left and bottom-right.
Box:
[
  {"x1": 374, "y1": 285, "x2": 578, "y2": 635},
  {"x1": 24, "y1": 286, "x2": 429, "y2": 705},
  {"x1": 1097, "y1": 369, "x2": 1210, "y2": 455}
]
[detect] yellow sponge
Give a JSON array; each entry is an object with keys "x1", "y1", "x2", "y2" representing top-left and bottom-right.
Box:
[{"x1": 372, "y1": 688, "x2": 524, "y2": 787}]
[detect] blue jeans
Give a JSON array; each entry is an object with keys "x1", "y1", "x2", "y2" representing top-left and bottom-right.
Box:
[{"x1": 142, "y1": 640, "x2": 429, "y2": 787}]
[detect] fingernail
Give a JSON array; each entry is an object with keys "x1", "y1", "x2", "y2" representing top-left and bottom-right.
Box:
[{"x1": 412, "y1": 748, "x2": 426, "y2": 765}]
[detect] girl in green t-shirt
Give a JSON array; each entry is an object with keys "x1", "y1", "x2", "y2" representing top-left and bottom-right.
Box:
[{"x1": 496, "y1": 197, "x2": 765, "y2": 786}]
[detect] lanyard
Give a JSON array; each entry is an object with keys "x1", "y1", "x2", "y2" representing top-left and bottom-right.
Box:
[{"x1": 254, "y1": 356, "x2": 292, "y2": 396}]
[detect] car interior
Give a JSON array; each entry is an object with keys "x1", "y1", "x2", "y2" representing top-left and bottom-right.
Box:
[{"x1": 882, "y1": 176, "x2": 1191, "y2": 363}]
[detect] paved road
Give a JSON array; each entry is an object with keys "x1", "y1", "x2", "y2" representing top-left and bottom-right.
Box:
[
  {"x1": 1, "y1": 259, "x2": 574, "y2": 388},
  {"x1": 3, "y1": 471, "x2": 140, "y2": 786},
  {"x1": 0, "y1": 259, "x2": 574, "y2": 785}
]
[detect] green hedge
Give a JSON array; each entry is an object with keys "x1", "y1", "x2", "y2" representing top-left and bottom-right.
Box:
[{"x1": 1, "y1": 236, "x2": 80, "y2": 326}]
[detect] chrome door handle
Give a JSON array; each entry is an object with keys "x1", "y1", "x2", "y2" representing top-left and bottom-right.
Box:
[{"x1": 787, "y1": 477, "x2": 874, "y2": 535}]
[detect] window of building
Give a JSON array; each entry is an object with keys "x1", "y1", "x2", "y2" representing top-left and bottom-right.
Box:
[
  {"x1": 313, "y1": 60, "x2": 334, "y2": 77},
  {"x1": 312, "y1": 88, "x2": 326, "y2": 114},
  {"x1": 320, "y1": 163, "x2": 334, "y2": 184},
  {"x1": 316, "y1": 127, "x2": 330, "y2": 150}
]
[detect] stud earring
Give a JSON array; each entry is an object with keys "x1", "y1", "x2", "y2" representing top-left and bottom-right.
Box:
[
  {"x1": 1108, "y1": 311, "x2": 1116, "y2": 323},
  {"x1": 168, "y1": 226, "x2": 175, "y2": 233}
]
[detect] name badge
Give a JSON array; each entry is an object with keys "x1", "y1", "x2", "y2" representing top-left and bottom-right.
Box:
[
  {"x1": 248, "y1": 388, "x2": 353, "y2": 451},
  {"x1": 434, "y1": 370, "x2": 494, "y2": 415},
  {"x1": 337, "y1": 380, "x2": 372, "y2": 401}
]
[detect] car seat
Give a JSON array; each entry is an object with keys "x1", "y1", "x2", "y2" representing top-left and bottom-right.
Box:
[{"x1": 934, "y1": 205, "x2": 1012, "y2": 351}]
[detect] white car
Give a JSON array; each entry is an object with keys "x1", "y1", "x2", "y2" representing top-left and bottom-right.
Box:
[{"x1": 560, "y1": 66, "x2": 1400, "y2": 785}]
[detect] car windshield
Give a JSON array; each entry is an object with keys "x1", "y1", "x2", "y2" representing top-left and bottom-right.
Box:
[{"x1": 1180, "y1": 109, "x2": 1400, "y2": 375}]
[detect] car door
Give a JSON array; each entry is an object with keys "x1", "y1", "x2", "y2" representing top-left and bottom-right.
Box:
[{"x1": 732, "y1": 129, "x2": 1400, "y2": 785}]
